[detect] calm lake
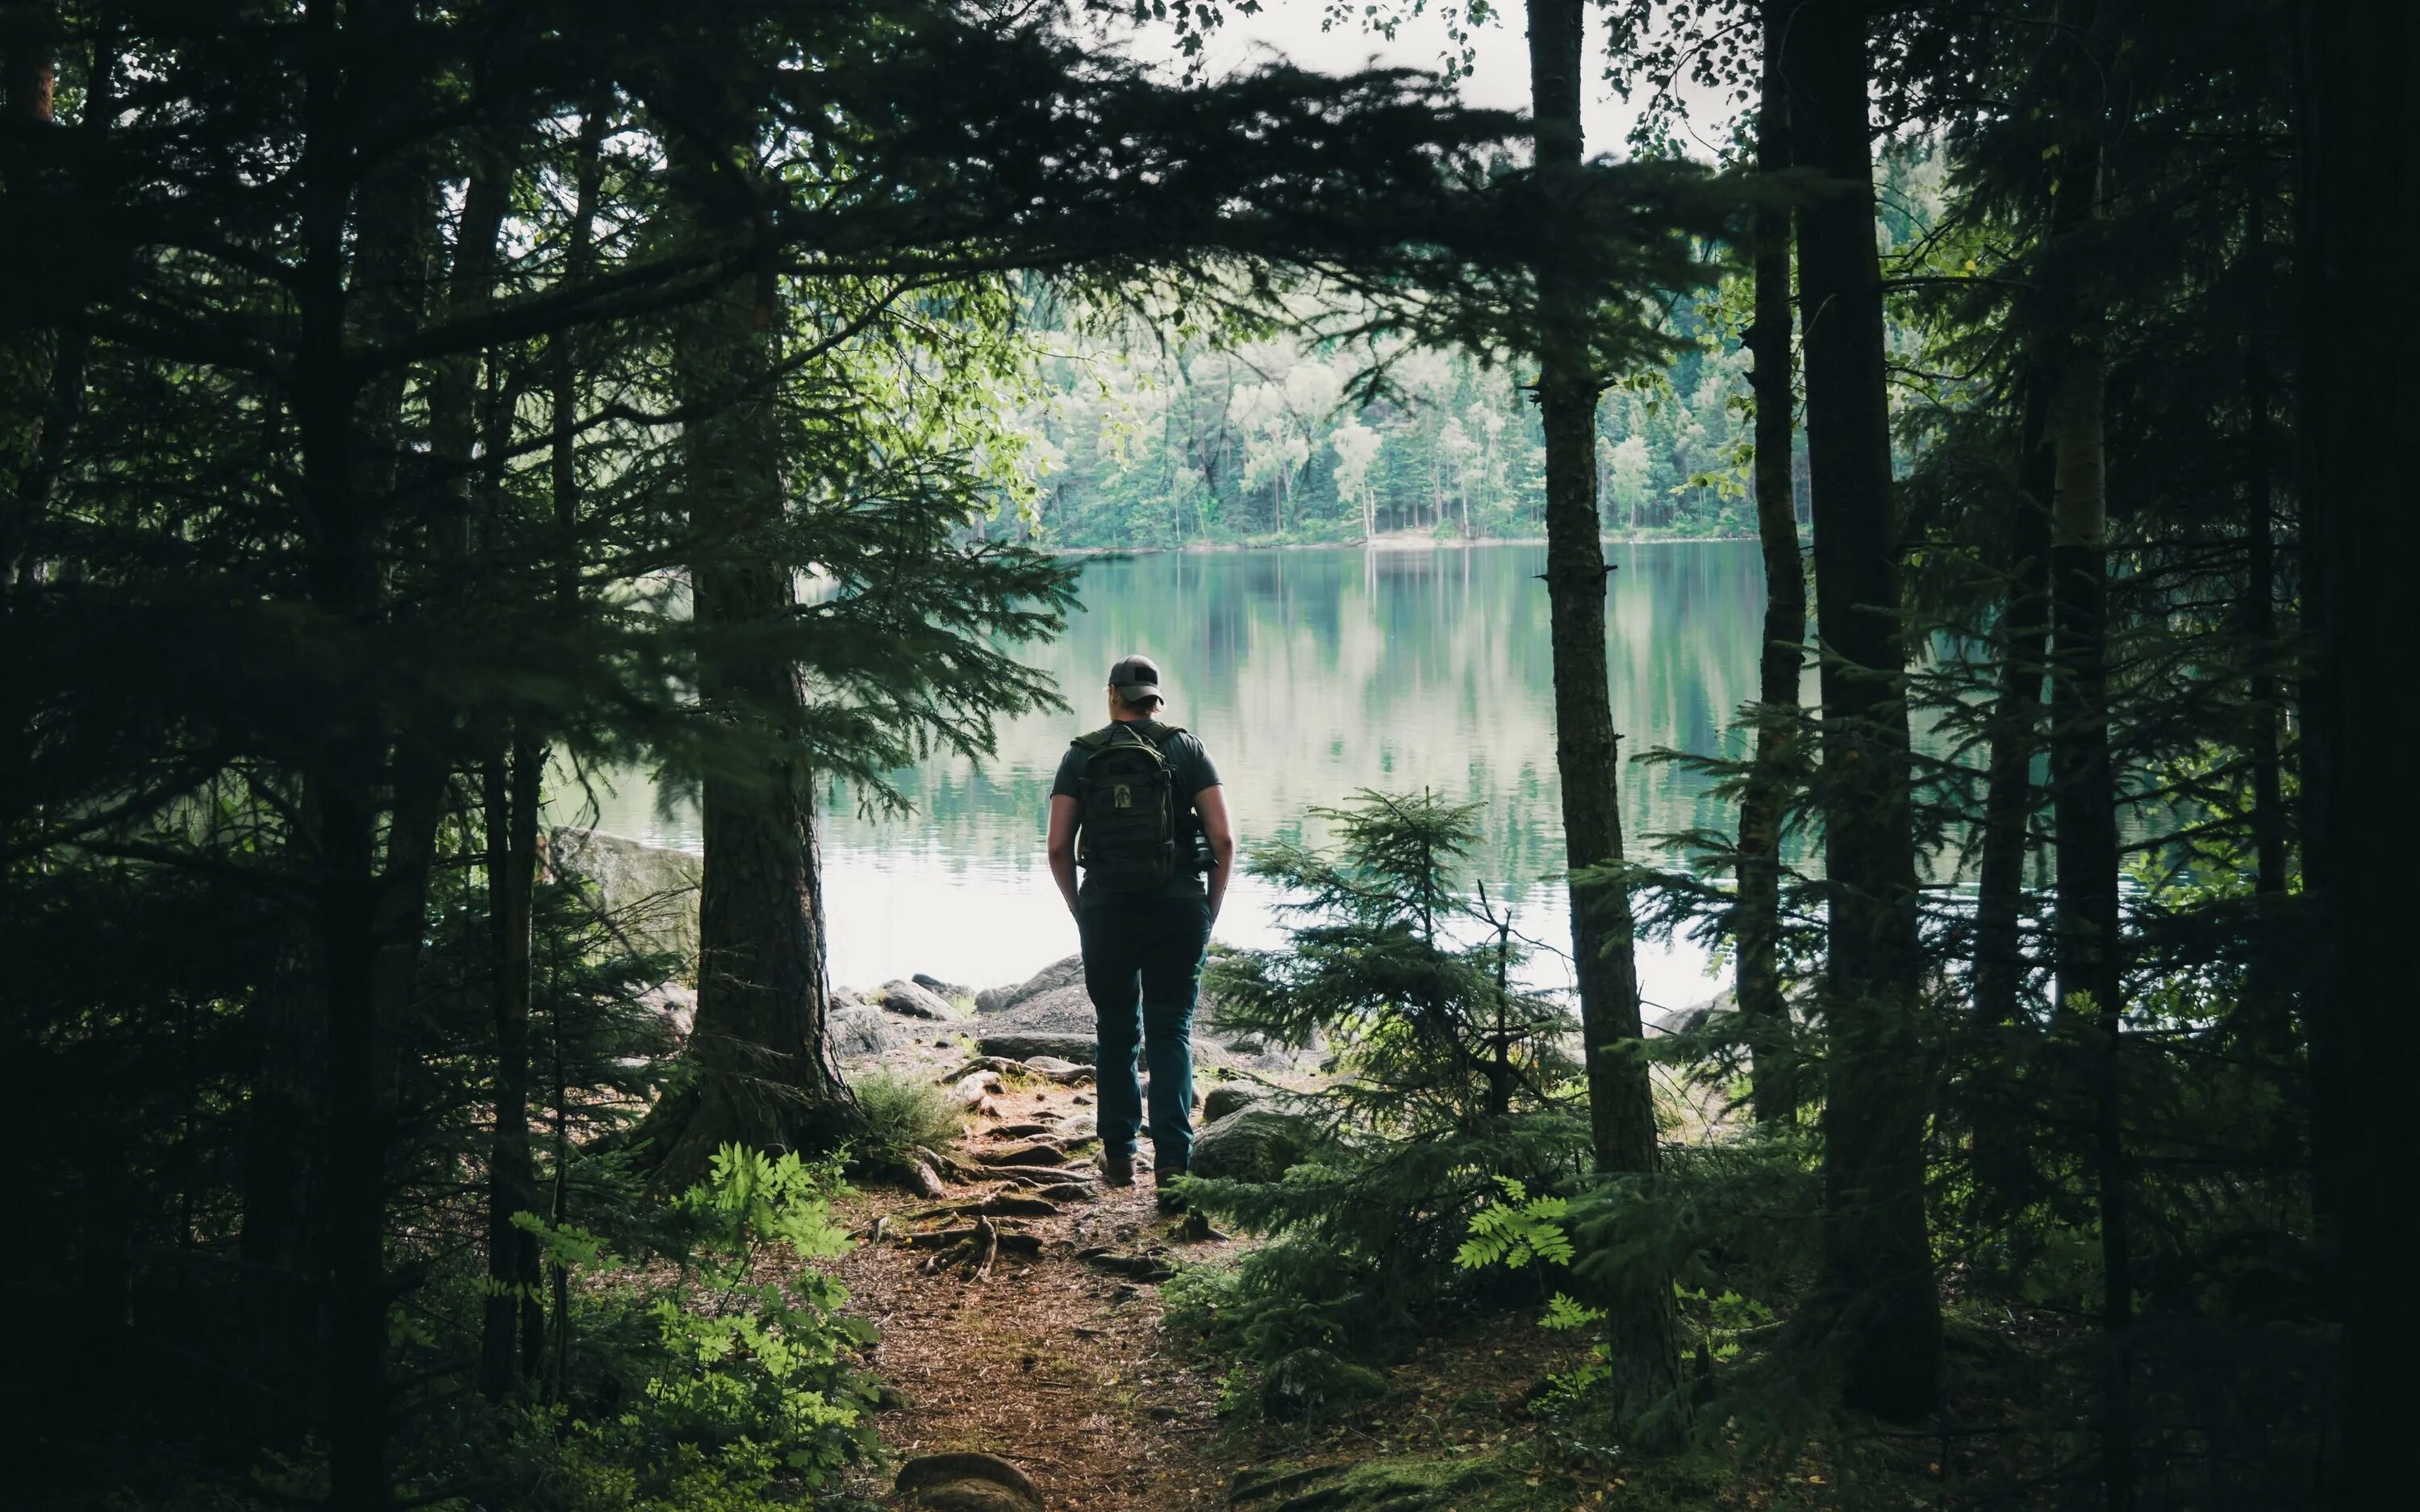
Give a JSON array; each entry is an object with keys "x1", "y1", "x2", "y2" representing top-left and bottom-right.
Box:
[{"x1": 565, "y1": 540, "x2": 1789, "y2": 1010}]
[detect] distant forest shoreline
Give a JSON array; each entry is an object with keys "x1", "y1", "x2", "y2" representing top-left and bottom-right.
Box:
[{"x1": 1041, "y1": 529, "x2": 1762, "y2": 556}]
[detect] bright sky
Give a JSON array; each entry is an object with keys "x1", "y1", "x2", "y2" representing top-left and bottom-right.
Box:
[{"x1": 1099, "y1": 0, "x2": 1738, "y2": 159}]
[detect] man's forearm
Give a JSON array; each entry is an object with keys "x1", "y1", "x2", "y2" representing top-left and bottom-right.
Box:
[
  {"x1": 1206, "y1": 844, "x2": 1234, "y2": 921},
  {"x1": 1049, "y1": 852, "x2": 1081, "y2": 916}
]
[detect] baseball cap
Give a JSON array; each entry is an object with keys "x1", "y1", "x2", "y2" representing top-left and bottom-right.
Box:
[{"x1": 1108, "y1": 653, "x2": 1163, "y2": 701}]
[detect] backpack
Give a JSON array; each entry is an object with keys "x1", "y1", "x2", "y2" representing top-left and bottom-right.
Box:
[{"x1": 1070, "y1": 721, "x2": 1187, "y2": 894}]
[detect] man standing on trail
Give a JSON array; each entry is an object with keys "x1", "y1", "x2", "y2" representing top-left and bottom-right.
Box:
[{"x1": 1046, "y1": 653, "x2": 1235, "y2": 1203}]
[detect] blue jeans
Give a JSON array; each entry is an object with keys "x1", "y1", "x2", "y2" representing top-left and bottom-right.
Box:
[{"x1": 1078, "y1": 890, "x2": 1212, "y2": 1169}]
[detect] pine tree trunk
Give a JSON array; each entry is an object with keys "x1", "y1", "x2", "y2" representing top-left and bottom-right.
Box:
[
  {"x1": 1784, "y1": 0, "x2": 1942, "y2": 1422},
  {"x1": 2048, "y1": 344, "x2": 2130, "y2": 1510},
  {"x1": 2036, "y1": 10, "x2": 2130, "y2": 1499},
  {"x1": 1738, "y1": 0, "x2": 1803, "y2": 1127},
  {"x1": 2294, "y1": 4, "x2": 2413, "y2": 1502},
  {"x1": 1970, "y1": 370, "x2": 2054, "y2": 1206},
  {"x1": 301, "y1": 9, "x2": 437, "y2": 1497},
  {"x1": 627, "y1": 240, "x2": 856, "y2": 1189},
  {"x1": 479, "y1": 739, "x2": 544, "y2": 1399},
  {"x1": 2, "y1": 5, "x2": 96, "y2": 598},
  {"x1": 1, "y1": 5, "x2": 56, "y2": 124},
  {"x1": 2238, "y1": 199, "x2": 2291, "y2": 1054},
  {"x1": 2243, "y1": 329, "x2": 2284, "y2": 901},
  {"x1": 1522, "y1": 0, "x2": 1675, "y2": 1434}
]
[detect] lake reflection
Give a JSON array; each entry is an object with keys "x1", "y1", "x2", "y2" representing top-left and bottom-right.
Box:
[{"x1": 565, "y1": 540, "x2": 1784, "y2": 1009}]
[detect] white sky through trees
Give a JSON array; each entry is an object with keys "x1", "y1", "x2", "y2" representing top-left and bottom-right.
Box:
[{"x1": 1102, "y1": 1, "x2": 1734, "y2": 160}]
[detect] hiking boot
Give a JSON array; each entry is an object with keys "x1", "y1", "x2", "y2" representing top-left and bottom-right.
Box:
[
  {"x1": 1102, "y1": 1149, "x2": 1136, "y2": 1188},
  {"x1": 1154, "y1": 1164, "x2": 1191, "y2": 1214}
]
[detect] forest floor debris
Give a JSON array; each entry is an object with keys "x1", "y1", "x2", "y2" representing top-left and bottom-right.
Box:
[{"x1": 824, "y1": 1039, "x2": 1993, "y2": 1512}]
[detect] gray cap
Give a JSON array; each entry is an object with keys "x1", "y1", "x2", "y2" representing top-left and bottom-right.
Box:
[{"x1": 1108, "y1": 652, "x2": 1163, "y2": 701}]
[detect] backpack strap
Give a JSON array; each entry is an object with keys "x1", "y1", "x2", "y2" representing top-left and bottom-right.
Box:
[{"x1": 1071, "y1": 721, "x2": 1186, "y2": 752}]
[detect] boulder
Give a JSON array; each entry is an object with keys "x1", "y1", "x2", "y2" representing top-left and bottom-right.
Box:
[
  {"x1": 978, "y1": 1032, "x2": 1098, "y2": 1064},
  {"x1": 981, "y1": 982, "x2": 1098, "y2": 1036},
  {"x1": 1200, "y1": 1083, "x2": 1265, "y2": 1123},
  {"x1": 545, "y1": 827, "x2": 700, "y2": 962},
  {"x1": 1646, "y1": 985, "x2": 1738, "y2": 1038},
  {"x1": 895, "y1": 1452, "x2": 1042, "y2": 1512},
  {"x1": 976, "y1": 955, "x2": 1087, "y2": 1014},
  {"x1": 913, "y1": 972, "x2": 974, "y2": 1003},
  {"x1": 878, "y1": 979, "x2": 957, "y2": 1021},
  {"x1": 1187, "y1": 1106, "x2": 1314, "y2": 1183},
  {"x1": 1258, "y1": 1347, "x2": 1387, "y2": 1423},
  {"x1": 828, "y1": 1006, "x2": 901, "y2": 1061},
  {"x1": 637, "y1": 981, "x2": 697, "y2": 1042}
]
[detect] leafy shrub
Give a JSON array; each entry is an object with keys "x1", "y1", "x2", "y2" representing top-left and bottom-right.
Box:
[{"x1": 516, "y1": 1143, "x2": 880, "y2": 1502}]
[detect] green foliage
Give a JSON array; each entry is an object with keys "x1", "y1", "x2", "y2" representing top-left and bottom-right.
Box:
[
  {"x1": 1003, "y1": 301, "x2": 1772, "y2": 549},
  {"x1": 1206, "y1": 789, "x2": 1578, "y2": 1129},
  {"x1": 847, "y1": 1068, "x2": 965, "y2": 1173},
  {"x1": 1179, "y1": 791, "x2": 1591, "y2": 1359},
  {"x1": 513, "y1": 1145, "x2": 877, "y2": 1497},
  {"x1": 1456, "y1": 1178, "x2": 1579, "y2": 1270}
]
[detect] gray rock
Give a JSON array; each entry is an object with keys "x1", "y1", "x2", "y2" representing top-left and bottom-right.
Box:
[
  {"x1": 878, "y1": 978, "x2": 957, "y2": 1020},
  {"x1": 975, "y1": 954, "x2": 1087, "y2": 1014},
  {"x1": 895, "y1": 1452, "x2": 1042, "y2": 1512},
  {"x1": 546, "y1": 827, "x2": 700, "y2": 964},
  {"x1": 1258, "y1": 1347, "x2": 1387, "y2": 1422},
  {"x1": 1201, "y1": 1083, "x2": 1265, "y2": 1123},
  {"x1": 1646, "y1": 985, "x2": 1738, "y2": 1038},
  {"x1": 983, "y1": 981, "x2": 1099, "y2": 1036},
  {"x1": 638, "y1": 981, "x2": 697, "y2": 1042},
  {"x1": 978, "y1": 1031, "x2": 1099, "y2": 1064},
  {"x1": 828, "y1": 1006, "x2": 901, "y2": 1060},
  {"x1": 1188, "y1": 1106, "x2": 1314, "y2": 1183},
  {"x1": 913, "y1": 972, "x2": 974, "y2": 1003}
]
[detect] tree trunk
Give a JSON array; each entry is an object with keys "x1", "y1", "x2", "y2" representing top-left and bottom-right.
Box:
[
  {"x1": 1737, "y1": 0, "x2": 1803, "y2": 1127},
  {"x1": 2243, "y1": 326, "x2": 2284, "y2": 903},
  {"x1": 300, "y1": 6, "x2": 436, "y2": 1497},
  {"x1": 2238, "y1": 198, "x2": 2292, "y2": 1061},
  {"x1": 479, "y1": 739, "x2": 544, "y2": 1399},
  {"x1": 403, "y1": 140, "x2": 541, "y2": 1406},
  {"x1": 1522, "y1": 0, "x2": 1675, "y2": 1434},
  {"x1": 2295, "y1": 4, "x2": 2414, "y2": 1503},
  {"x1": 2, "y1": 3, "x2": 96, "y2": 598},
  {"x1": 1, "y1": 4, "x2": 56, "y2": 124},
  {"x1": 2036, "y1": 10, "x2": 2130, "y2": 1501},
  {"x1": 627, "y1": 244, "x2": 855, "y2": 1189},
  {"x1": 1784, "y1": 0, "x2": 1942, "y2": 1422},
  {"x1": 1969, "y1": 369, "x2": 2054, "y2": 1207}
]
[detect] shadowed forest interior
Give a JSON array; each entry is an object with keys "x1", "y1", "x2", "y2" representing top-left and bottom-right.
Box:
[{"x1": 2, "y1": 2, "x2": 2410, "y2": 1510}]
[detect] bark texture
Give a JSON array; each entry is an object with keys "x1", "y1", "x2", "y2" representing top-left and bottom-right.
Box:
[
  {"x1": 480, "y1": 739, "x2": 544, "y2": 1398},
  {"x1": 1738, "y1": 0, "x2": 1804, "y2": 1127},
  {"x1": 1522, "y1": 0, "x2": 1675, "y2": 1431},
  {"x1": 298, "y1": 6, "x2": 438, "y2": 1497},
  {"x1": 628, "y1": 255, "x2": 854, "y2": 1189},
  {"x1": 2036, "y1": 12, "x2": 2130, "y2": 1501},
  {"x1": 1783, "y1": 0, "x2": 1942, "y2": 1422},
  {"x1": 1969, "y1": 371, "x2": 2053, "y2": 1206}
]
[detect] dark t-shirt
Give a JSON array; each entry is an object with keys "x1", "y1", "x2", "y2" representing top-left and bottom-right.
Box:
[{"x1": 1051, "y1": 723, "x2": 1221, "y2": 905}]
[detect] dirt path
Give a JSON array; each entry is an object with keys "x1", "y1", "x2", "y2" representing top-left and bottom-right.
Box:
[{"x1": 833, "y1": 1073, "x2": 1244, "y2": 1511}]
